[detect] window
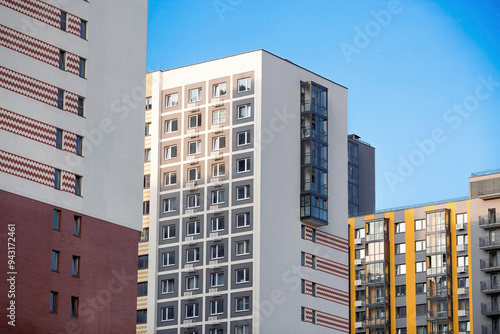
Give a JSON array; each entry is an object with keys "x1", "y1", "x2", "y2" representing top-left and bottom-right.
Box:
[
  {"x1": 212, "y1": 190, "x2": 225, "y2": 204},
  {"x1": 457, "y1": 234, "x2": 468, "y2": 247},
  {"x1": 396, "y1": 264, "x2": 406, "y2": 275},
  {"x1": 396, "y1": 285, "x2": 406, "y2": 296},
  {"x1": 417, "y1": 326, "x2": 427, "y2": 334},
  {"x1": 59, "y1": 50, "x2": 66, "y2": 70},
  {"x1": 162, "y1": 252, "x2": 175, "y2": 266},
  {"x1": 165, "y1": 119, "x2": 178, "y2": 133},
  {"x1": 189, "y1": 114, "x2": 202, "y2": 128},
  {"x1": 185, "y1": 303, "x2": 199, "y2": 318},
  {"x1": 162, "y1": 225, "x2": 176, "y2": 239},
  {"x1": 142, "y1": 201, "x2": 150, "y2": 215},
  {"x1": 166, "y1": 93, "x2": 178, "y2": 107},
  {"x1": 210, "y1": 300, "x2": 224, "y2": 315},
  {"x1": 236, "y1": 268, "x2": 250, "y2": 283},
  {"x1": 54, "y1": 129, "x2": 63, "y2": 149},
  {"x1": 189, "y1": 88, "x2": 202, "y2": 102},
  {"x1": 459, "y1": 321, "x2": 470, "y2": 332},
  {"x1": 415, "y1": 219, "x2": 426, "y2": 230},
  {"x1": 50, "y1": 291, "x2": 58, "y2": 313},
  {"x1": 236, "y1": 240, "x2": 250, "y2": 255},
  {"x1": 396, "y1": 329, "x2": 407, "y2": 334},
  {"x1": 160, "y1": 307, "x2": 174, "y2": 322},
  {"x1": 72, "y1": 255, "x2": 80, "y2": 277},
  {"x1": 210, "y1": 329, "x2": 224, "y2": 334},
  {"x1": 188, "y1": 141, "x2": 201, "y2": 155},
  {"x1": 355, "y1": 228, "x2": 366, "y2": 239},
  {"x1": 164, "y1": 145, "x2": 177, "y2": 159},
  {"x1": 416, "y1": 304, "x2": 426, "y2": 316},
  {"x1": 186, "y1": 221, "x2": 200, "y2": 235},
  {"x1": 236, "y1": 185, "x2": 250, "y2": 200},
  {"x1": 457, "y1": 212, "x2": 468, "y2": 226},
  {"x1": 395, "y1": 243, "x2": 406, "y2": 254},
  {"x1": 416, "y1": 261, "x2": 426, "y2": 273},
  {"x1": 237, "y1": 131, "x2": 251, "y2": 146},
  {"x1": 186, "y1": 275, "x2": 199, "y2": 290},
  {"x1": 60, "y1": 11, "x2": 67, "y2": 31},
  {"x1": 213, "y1": 109, "x2": 226, "y2": 124},
  {"x1": 75, "y1": 135, "x2": 83, "y2": 156},
  {"x1": 396, "y1": 306, "x2": 406, "y2": 318},
  {"x1": 212, "y1": 163, "x2": 225, "y2": 177},
  {"x1": 161, "y1": 279, "x2": 175, "y2": 294},
  {"x1": 236, "y1": 212, "x2": 250, "y2": 228},
  {"x1": 77, "y1": 97, "x2": 84, "y2": 116},
  {"x1": 213, "y1": 136, "x2": 226, "y2": 150},
  {"x1": 70, "y1": 296, "x2": 79, "y2": 317},
  {"x1": 187, "y1": 167, "x2": 201, "y2": 181},
  {"x1": 458, "y1": 277, "x2": 469, "y2": 288},
  {"x1": 75, "y1": 175, "x2": 82, "y2": 196},
  {"x1": 238, "y1": 78, "x2": 251, "y2": 92},
  {"x1": 78, "y1": 57, "x2": 86, "y2": 78},
  {"x1": 57, "y1": 89, "x2": 64, "y2": 109},
  {"x1": 53, "y1": 209, "x2": 61, "y2": 230},
  {"x1": 143, "y1": 174, "x2": 150, "y2": 189},
  {"x1": 187, "y1": 194, "x2": 200, "y2": 208},
  {"x1": 163, "y1": 198, "x2": 176, "y2": 212},
  {"x1": 80, "y1": 20, "x2": 87, "y2": 39},
  {"x1": 138, "y1": 255, "x2": 148, "y2": 269},
  {"x1": 211, "y1": 216, "x2": 225, "y2": 231},
  {"x1": 144, "y1": 122, "x2": 151, "y2": 136},
  {"x1": 139, "y1": 228, "x2": 149, "y2": 242},
  {"x1": 213, "y1": 83, "x2": 226, "y2": 97},
  {"x1": 164, "y1": 171, "x2": 177, "y2": 186},
  {"x1": 395, "y1": 222, "x2": 405, "y2": 233},
  {"x1": 54, "y1": 169, "x2": 61, "y2": 189},
  {"x1": 144, "y1": 148, "x2": 151, "y2": 162},
  {"x1": 211, "y1": 244, "x2": 224, "y2": 259},
  {"x1": 457, "y1": 255, "x2": 469, "y2": 268},
  {"x1": 416, "y1": 282, "x2": 426, "y2": 294},
  {"x1": 235, "y1": 325, "x2": 249, "y2": 334},
  {"x1": 186, "y1": 248, "x2": 200, "y2": 263},
  {"x1": 235, "y1": 296, "x2": 250, "y2": 312},
  {"x1": 415, "y1": 240, "x2": 426, "y2": 251},
  {"x1": 237, "y1": 158, "x2": 251, "y2": 173},
  {"x1": 73, "y1": 215, "x2": 81, "y2": 236},
  {"x1": 51, "y1": 250, "x2": 59, "y2": 271},
  {"x1": 237, "y1": 104, "x2": 251, "y2": 119},
  {"x1": 137, "y1": 282, "x2": 147, "y2": 296},
  {"x1": 211, "y1": 272, "x2": 224, "y2": 287}
]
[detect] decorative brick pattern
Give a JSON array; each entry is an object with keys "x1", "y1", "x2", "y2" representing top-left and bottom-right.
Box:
[
  {"x1": 63, "y1": 90, "x2": 79, "y2": 115},
  {"x1": 0, "y1": 0, "x2": 60, "y2": 29},
  {"x1": 0, "y1": 149, "x2": 54, "y2": 186},
  {"x1": 138, "y1": 242, "x2": 149, "y2": 256},
  {"x1": 136, "y1": 296, "x2": 147, "y2": 310},
  {"x1": 316, "y1": 310, "x2": 349, "y2": 333},
  {"x1": 66, "y1": 52, "x2": 80, "y2": 76},
  {"x1": 60, "y1": 170, "x2": 75, "y2": 194},
  {"x1": 137, "y1": 269, "x2": 148, "y2": 283},
  {"x1": 0, "y1": 108, "x2": 56, "y2": 145},
  {"x1": 62, "y1": 131, "x2": 77, "y2": 153},
  {"x1": 66, "y1": 13, "x2": 81, "y2": 37}
]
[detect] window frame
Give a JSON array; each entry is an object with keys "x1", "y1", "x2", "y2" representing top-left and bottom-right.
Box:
[
  {"x1": 187, "y1": 167, "x2": 201, "y2": 182},
  {"x1": 186, "y1": 248, "x2": 200, "y2": 263},
  {"x1": 213, "y1": 83, "x2": 226, "y2": 97},
  {"x1": 212, "y1": 163, "x2": 225, "y2": 177},
  {"x1": 165, "y1": 119, "x2": 178, "y2": 133},
  {"x1": 236, "y1": 212, "x2": 250, "y2": 228},
  {"x1": 188, "y1": 140, "x2": 201, "y2": 155},
  {"x1": 211, "y1": 244, "x2": 224, "y2": 259},
  {"x1": 161, "y1": 279, "x2": 175, "y2": 294},
  {"x1": 164, "y1": 171, "x2": 177, "y2": 186},
  {"x1": 237, "y1": 130, "x2": 251, "y2": 146},
  {"x1": 50, "y1": 291, "x2": 58, "y2": 313},
  {"x1": 211, "y1": 216, "x2": 225, "y2": 232},
  {"x1": 236, "y1": 240, "x2": 250, "y2": 256},
  {"x1": 165, "y1": 93, "x2": 179, "y2": 107},
  {"x1": 212, "y1": 136, "x2": 226, "y2": 151},
  {"x1": 163, "y1": 198, "x2": 176, "y2": 213},
  {"x1": 212, "y1": 189, "x2": 225, "y2": 204},
  {"x1": 187, "y1": 194, "x2": 201, "y2": 209},
  {"x1": 72, "y1": 255, "x2": 80, "y2": 277},
  {"x1": 237, "y1": 158, "x2": 251, "y2": 173},
  {"x1": 164, "y1": 145, "x2": 178, "y2": 159},
  {"x1": 236, "y1": 185, "x2": 251, "y2": 200},
  {"x1": 186, "y1": 275, "x2": 199, "y2": 291},
  {"x1": 162, "y1": 224, "x2": 176, "y2": 240},
  {"x1": 235, "y1": 296, "x2": 250, "y2": 312},
  {"x1": 51, "y1": 250, "x2": 60, "y2": 272},
  {"x1": 185, "y1": 303, "x2": 199, "y2": 318},
  {"x1": 235, "y1": 268, "x2": 250, "y2": 283},
  {"x1": 160, "y1": 306, "x2": 174, "y2": 322},
  {"x1": 210, "y1": 272, "x2": 224, "y2": 287},
  {"x1": 189, "y1": 88, "x2": 202, "y2": 103},
  {"x1": 237, "y1": 104, "x2": 251, "y2": 119},
  {"x1": 186, "y1": 221, "x2": 200, "y2": 236},
  {"x1": 237, "y1": 78, "x2": 251, "y2": 92},
  {"x1": 162, "y1": 251, "x2": 175, "y2": 267},
  {"x1": 212, "y1": 109, "x2": 226, "y2": 124}
]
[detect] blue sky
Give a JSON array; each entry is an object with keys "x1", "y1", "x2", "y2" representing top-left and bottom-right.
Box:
[{"x1": 146, "y1": 0, "x2": 500, "y2": 210}]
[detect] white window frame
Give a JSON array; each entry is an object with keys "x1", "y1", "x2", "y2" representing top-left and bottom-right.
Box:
[
  {"x1": 162, "y1": 251, "x2": 175, "y2": 267},
  {"x1": 161, "y1": 306, "x2": 174, "y2": 322},
  {"x1": 236, "y1": 240, "x2": 250, "y2": 256},
  {"x1": 212, "y1": 190, "x2": 225, "y2": 204},
  {"x1": 186, "y1": 276, "x2": 199, "y2": 290},
  {"x1": 235, "y1": 325, "x2": 249, "y2": 334},
  {"x1": 186, "y1": 221, "x2": 200, "y2": 236},
  {"x1": 396, "y1": 264, "x2": 406, "y2": 275},
  {"x1": 165, "y1": 119, "x2": 178, "y2": 133},
  {"x1": 187, "y1": 194, "x2": 200, "y2": 209},
  {"x1": 415, "y1": 240, "x2": 426, "y2": 251},
  {"x1": 186, "y1": 248, "x2": 200, "y2": 263},
  {"x1": 237, "y1": 78, "x2": 251, "y2": 92},
  {"x1": 165, "y1": 93, "x2": 178, "y2": 107},
  {"x1": 415, "y1": 219, "x2": 426, "y2": 231},
  {"x1": 235, "y1": 296, "x2": 250, "y2": 312},
  {"x1": 210, "y1": 300, "x2": 224, "y2": 315},
  {"x1": 236, "y1": 212, "x2": 250, "y2": 228},
  {"x1": 395, "y1": 222, "x2": 405, "y2": 233},
  {"x1": 395, "y1": 243, "x2": 406, "y2": 254},
  {"x1": 185, "y1": 303, "x2": 199, "y2": 318},
  {"x1": 144, "y1": 148, "x2": 151, "y2": 162},
  {"x1": 237, "y1": 158, "x2": 251, "y2": 173},
  {"x1": 237, "y1": 104, "x2": 251, "y2": 119},
  {"x1": 161, "y1": 279, "x2": 175, "y2": 294},
  {"x1": 211, "y1": 244, "x2": 224, "y2": 259},
  {"x1": 164, "y1": 171, "x2": 177, "y2": 186},
  {"x1": 145, "y1": 122, "x2": 151, "y2": 136},
  {"x1": 189, "y1": 88, "x2": 202, "y2": 103},
  {"x1": 211, "y1": 216, "x2": 225, "y2": 232},
  {"x1": 212, "y1": 136, "x2": 226, "y2": 151},
  {"x1": 212, "y1": 163, "x2": 225, "y2": 177},
  {"x1": 162, "y1": 224, "x2": 176, "y2": 239},
  {"x1": 188, "y1": 141, "x2": 201, "y2": 155},
  {"x1": 213, "y1": 82, "x2": 226, "y2": 97},
  {"x1": 188, "y1": 114, "x2": 201, "y2": 129},
  {"x1": 458, "y1": 255, "x2": 469, "y2": 267},
  {"x1": 210, "y1": 272, "x2": 224, "y2": 287},
  {"x1": 187, "y1": 167, "x2": 201, "y2": 182},
  {"x1": 237, "y1": 131, "x2": 251, "y2": 146},
  {"x1": 212, "y1": 109, "x2": 226, "y2": 124},
  {"x1": 235, "y1": 268, "x2": 249, "y2": 283},
  {"x1": 416, "y1": 261, "x2": 426, "y2": 273},
  {"x1": 163, "y1": 198, "x2": 176, "y2": 213},
  {"x1": 457, "y1": 234, "x2": 468, "y2": 246},
  {"x1": 236, "y1": 185, "x2": 250, "y2": 200},
  {"x1": 164, "y1": 145, "x2": 177, "y2": 159}
]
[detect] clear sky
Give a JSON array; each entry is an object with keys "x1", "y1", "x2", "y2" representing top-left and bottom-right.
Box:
[{"x1": 146, "y1": 0, "x2": 500, "y2": 210}]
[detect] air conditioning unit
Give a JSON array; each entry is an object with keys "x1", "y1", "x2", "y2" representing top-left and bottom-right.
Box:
[
  {"x1": 211, "y1": 124, "x2": 223, "y2": 133},
  {"x1": 355, "y1": 321, "x2": 364, "y2": 329},
  {"x1": 208, "y1": 316, "x2": 220, "y2": 323},
  {"x1": 456, "y1": 222, "x2": 465, "y2": 230},
  {"x1": 354, "y1": 238, "x2": 363, "y2": 245},
  {"x1": 457, "y1": 288, "x2": 467, "y2": 295},
  {"x1": 186, "y1": 156, "x2": 198, "y2": 164},
  {"x1": 184, "y1": 291, "x2": 193, "y2": 297},
  {"x1": 186, "y1": 181, "x2": 197, "y2": 190},
  {"x1": 457, "y1": 266, "x2": 467, "y2": 273},
  {"x1": 457, "y1": 244, "x2": 467, "y2": 252},
  {"x1": 184, "y1": 264, "x2": 196, "y2": 272},
  {"x1": 211, "y1": 151, "x2": 223, "y2": 160},
  {"x1": 458, "y1": 309, "x2": 467, "y2": 317},
  {"x1": 354, "y1": 259, "x2": 363, "y2": 266},
  {"x1": 209, "y1": 260, "x2": 221, "y2": 268},
  {"x1": 210, "y1": 205, "x2": 222, "y2": 214},
  {"x1": 210, "y1": 177, "x2": 221, "y2": 186},
  {"x1": 185, "y1": 209, "x2": 198, "y2": 218},
  {"x1": 183, "y1": 319, "x2": 193, "y2": 325},
  {"x1": 213, "y1": 97, "x2": 224, "y2": 106},
  {"x1": 185, "y1": 236, "x2": 197, "y2": 245},
  {"x1": 209, "y1": 288, "x2": 221, "y2": 296},
  {"x1": 187, "y1": 103, "x2": 199, "y2": 112},
  {"x1": 354, "y1": 279, "x2": 363, "y2": 286},
  {"x1": 187, "y1": 129, "x2": 198, "y2": 138},
  {"x1": 355, "y1": 300, "x2": 364, "y2": 307}
]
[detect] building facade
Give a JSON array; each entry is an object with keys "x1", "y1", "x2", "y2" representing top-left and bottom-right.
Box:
[
  {"x1": 348, "y1": 134, "x2": 375, "y2": 217},
  {"x1": 137, "y1": 50, "x2": 350, "y2": 334},
  {"x1": 349, "y1": 169, "x2": 500, "y2": 334},
  {"x1": 0, "y1": 1, "x2": 147, "y2": 333}
]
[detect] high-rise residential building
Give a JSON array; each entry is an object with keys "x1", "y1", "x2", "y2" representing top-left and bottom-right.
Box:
[
  {"x1": 348, "y1": 134, "x2": 375, "y2": 217},
  {"x1": 137, "y1": 49, "x2": 349, "y2": 334},
  {"x1": 0, "y1": 1, "x2": 147, "y2": 333},
  {"x1": 349, "y1": 169, "x2": 500, "y2": 334}
]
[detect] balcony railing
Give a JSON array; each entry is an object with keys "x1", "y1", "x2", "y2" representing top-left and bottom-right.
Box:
[
  {"x1": 300, "y1": 126, "x2": 327, "y2": 142},
  {"x1": 365, "y1": 296, "x2": 389, "y2": 305},
  {"x1": 480, "y1": 281, "x2": 500, "y2": 294},
  {"x1": 427, "y1": 288, "x2": 452, "y2": 298},
  {"x1": 365, "y1": 318, "x2": 388, "y2": 327},
  {"x1": 480, "y1": 259, "x2": 500, "y2": 272},
  {"x1": 427, "y1": 309, "x2": 451, "y2": 319},
  {"x1": 365, "y1": 274, "x2": 388, "y2": 284},
  {"x1": 479, "y1": 237, "x2": 500, "y2": 250},
  {"x1": 482, "y1": 325, "x2": 500, "y2": 334},
  {"x1": 479, "y1": 215, "x2": 500, "y2": 229},
  {"x1": 365, "y1": 233, "x2": 386, "y2": 242},
  {"x1": 427, "y1": 265, "x2": 451, "y2": 276},
  {"x1": 481, "y1": 303, "x2": 500, "y2": 316}
]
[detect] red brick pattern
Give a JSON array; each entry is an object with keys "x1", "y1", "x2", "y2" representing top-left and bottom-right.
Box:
[
  {"x1": 67, "y1": 13, "x2": 81, "y2": 37},
  {"x1": 61, "y1": 170, "x2": 75, "y2": 193},
  {"x1": 0, "y1": 149, "x2": 54, "y2": 187},
  {"x1": 316, "y1": 310, "x2": 349, "y2": 333},
  {"x1": 0, "y1": 0, "x2": 60, "y2": 29},
  {"x1": 66, "y1": 52, "x2": 80, "y2": 76}
]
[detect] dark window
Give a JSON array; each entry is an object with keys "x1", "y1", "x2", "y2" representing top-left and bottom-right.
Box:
[
  {"x1": 71, "y1": 296, "x2": 79, "y2": 317},
  {"x1": 396, "y1": 306, "x2": 406, "y2": 318},
  {"x1": 55, "y1": 129, "x2": 63, "y2": 149},
  {"x1": 50, "y1": 291, "x2": 58, "y2": 313},
  {"x1": 79, "y1": 58, "x2": 86, "y2": 78},
  {"x1": 54, "y1": 169, "x2": 61, "y2": 189},
  {"x1": 143, "y1": 175, "x2": 150, "y2": 188},
  {"x1": 80, "y1": 20, "x2": 87, "y2": 39},
  {"x1": 60, "y1": 12, "x2": 67, "y2": 31},
  {"x1": 76, "y1": 136, "x2": 83, "y2": 156},
  {"x1": 72, "y1": 256, "x2": 80, "y2": 277},
  {"x1": 59, "y1": 50, "x2": 66, "y2": 70},
  {"x1": 53, "y1": 209, "x2": 61, "y2": 230},
  {"x1": 77, "y1": 97, "x2": 84, "y2": 116},
  {"x1": 143, "y1": 201, "x2": 150, "y2": 215},
  {"x1": 139, "y1": 228, "x2": 149, "y2": 242},
  {"x1": 137, "y1": 309, "x2": 147, "y2": 324},
  {"x1": 51, "y1": 250, "x2": 59, "y2": 271},
  {"x1": 73, "y1": 216, "x2": 81, "y2": 236},
  {"x1": 75, "y1": 175, "x2": 82, "y2": 196},
  {"x1": 138, "y1": 255, "x2": 148, "y2": 269},
  {"x1": 57, "y1": 90, "x2": 64, "y2": 109},
  {"x1": 137, "y1": 282, "x2": 148, "y2": 296},
  {"x1": 416, "y1": 304, "x2": 426, "y2": 316}
]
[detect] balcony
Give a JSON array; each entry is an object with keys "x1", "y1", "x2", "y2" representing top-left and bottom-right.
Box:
[
  {"x1": 300, "y1": 126, "x2": 327, "y2": 142},
  {"x1": 354, "y1": 279, "x2": 364, "y2": 287},
  {"x1": 300, "y1": 100, "x2": 327, "y2": 117},
  {"x1": 365, "y1": 296, "x2": 389, "y2": 306},
  {"x1": 480, "y1": 259, "x2": 500, "y2": 272},
  {"x1": 427, "y1": 309, "x2": 451, "y2": 319},
  {"x1": 354, "y1": 259, "x2": 364, "y2": 266},
  {"x1": 457, "y1": 287, "x2": 469, "y2": 295},
  {"x1": 354, "y1": 321, "x2": 365, "y2": 329},
  {"x1": 479, "y1": 236, "x2": 500, "y2": 250},
  {"x1": 365, "y1": 233, "x2": 386, "y2": 242},
  {"x1": 354, "y1": 237, "x2": 365, "y2": 245},
  {"x1": 427, "y1": 265, "x2": 451, "y2": 276},
  {"x1": 481, "y1": 303, "x2": 500, "y2": 316},
  {"x1": 456, "y1": 244, "x2": 468, "y2": 252},
  {"x1": 457, "y1": 266, "x2": 468, "y2": 274},
  {"x1": 480, "y1": 281, "x2": 500, "y2": 294},
  {"x1": 479, "y1": 215, "x2": 500, "y2": 229},
  {"x1": 482, "y1": 325, "x2": 500, "y2": 334},
  {"x1": 355, "y1": 300, "x2": 364, "y2": 308},
  {"x1": 457, "y1": 309, "x2": 469, "y2": 317},
  {"x1": 365, "y1": 274, "x2": 388, "y2": 285},
  {"x1": 365, "y1": 317, "x2": 388, "y2": 327},
  {"x1": 427, "y1": 288, "x2": 451, "y2": 298}
]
